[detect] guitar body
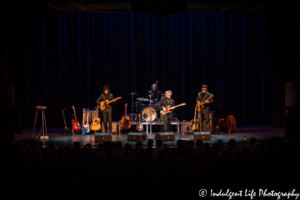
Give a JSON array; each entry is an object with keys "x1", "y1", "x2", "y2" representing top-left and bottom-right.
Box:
[
  {"x1": 136, "y1": 114, "x2": 143, "y2": 131},
  {"x1": 121, "y1": 116, "x2": 131, "y2": 129},
  {"x1": 100, "y1": 100, "x2": 110, "y2": 110},
  {"x1": 160, "y1": 106, "x2": 171, "y2": 116},
  {"x1": 197, "y1": 94, "x2": 214, "y2": 112},
  {"x1": 219, "y1": 115, "x2": 236, "y2": 133},
  {"x1": 82, "y1": 108, "x2": 90, "y2": 134},
  {"x1": 191, "y1": 120, "x2": 199, "y2": 131},
  {"x1": 90, "y1": 105, "x2": 101, "y2": 131},
  {"x1": 121, "y1": 103, "x2": 131, "y2": 130},
  {"x1": 90, "y1": 118, "x2": 101, "y2": 131},
  {"x1": 72, "y1": 119, "x2": 81, "y2": 131}
]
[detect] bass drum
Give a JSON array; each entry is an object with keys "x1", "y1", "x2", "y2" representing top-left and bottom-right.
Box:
[
  {"x1": 142, "y1": 107, "x2": 157, "y2": 122},
  {"x1": 219, "y1": 115, "x2": 236, "y2": 133}
]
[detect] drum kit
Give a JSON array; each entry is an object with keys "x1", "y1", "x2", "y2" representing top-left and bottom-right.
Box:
[{"x1": 128, "y1": 92, "x2": 164, "y2": 122}]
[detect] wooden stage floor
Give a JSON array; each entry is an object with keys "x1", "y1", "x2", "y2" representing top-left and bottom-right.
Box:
[{"x1": 16, "y1": 126, "x2": 285, "y2": 148}]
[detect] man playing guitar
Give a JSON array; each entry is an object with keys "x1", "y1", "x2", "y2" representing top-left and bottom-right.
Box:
[
  {"x1": 155, "y1": 90, "x2": 174, "y2": 132},
  {"x1": 96, "y1": 85, "x2": 116, "y2": 133},
  {"x1": 196, "y1": 85, "x2": 214, "y2": 131}
]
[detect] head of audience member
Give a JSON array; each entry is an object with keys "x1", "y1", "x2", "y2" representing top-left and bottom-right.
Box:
[
  {"x1": 147, "y1": 139, "x2": 153, "y2": 148},
  {"x1": 196, "y1": 139, "x2": 203, "y2": 148},
  {"x1": 228, "y1": 139, "x2": 236, "y2": 150},
  {"x1": 156, "y1": 139, "x2": 163, "y2": 148}
]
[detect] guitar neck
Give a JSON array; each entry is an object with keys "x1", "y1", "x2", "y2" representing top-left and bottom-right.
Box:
[
  {"x1": 170, "y1": 104, "x2": 185, "y2": 109},
  {"x1": 194, "y1": 105, "x2": 197, "y2": 120},
  {"x1": 73, "y1": 109, "x2": 77, "y2": 122}
]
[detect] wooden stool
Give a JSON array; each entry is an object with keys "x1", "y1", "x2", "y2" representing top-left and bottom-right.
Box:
[{"x1": 33, "y1": 106, "x2": 48, "y2": 140}]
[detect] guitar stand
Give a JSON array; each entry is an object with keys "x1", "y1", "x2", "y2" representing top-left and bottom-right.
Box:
[{"x1": 62, "y1": 109, "x2": 74, "y2": 135}]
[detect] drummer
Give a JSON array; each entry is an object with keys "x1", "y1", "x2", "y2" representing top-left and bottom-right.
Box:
[{"x1": 146, "y1": 83, "x2": 162, "y2": 120}]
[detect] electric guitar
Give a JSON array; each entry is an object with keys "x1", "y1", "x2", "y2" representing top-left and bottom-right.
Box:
[
  {"x1": 90, "y1": 105, "x2": 101, "y2": 131},
  {"x1": 99, "y1": 97, "x2": 122, "y2": 111},
  {"x1": 160, "y1": 103, "x2": 186, "y2": 116},
  {"x1": 197, "y1": 94, "x2": 214, "y2": 112},
  {"x1": 72, "y1": 105, "x2": 81, "y2": 131},
  {"x1": 82, "y1": 108, "x2": 90, "y2": 134},
  {"x1": 191, "y1": 104, "x2": 199, "y2": 131},
  {"x1": 121, "y1": 103, "x2": 131, "y2": 129}
]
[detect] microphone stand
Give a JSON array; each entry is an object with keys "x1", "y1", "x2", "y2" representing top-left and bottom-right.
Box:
[{"x1": 149, "y1": 94, "x2": 152, "y2": 138}]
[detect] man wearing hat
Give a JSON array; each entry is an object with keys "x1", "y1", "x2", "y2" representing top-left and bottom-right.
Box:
[{"x1": 96, "y1": 85, "x2": 116, "y2": 133}]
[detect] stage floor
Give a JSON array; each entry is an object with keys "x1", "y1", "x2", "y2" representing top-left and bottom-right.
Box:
[{"x1": 16, "y1": 126, "x2": 285, "y2": 148}]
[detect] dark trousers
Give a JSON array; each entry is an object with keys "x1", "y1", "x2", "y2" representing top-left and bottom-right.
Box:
[
  {"x1": 102, "y1": 109, "x2": 112, "y2": 132},
  {"x1": 198, "y1": 107, "x2": 210, "y2": 131},
  {"x1": 163, "y1": 113, "x2": 172, "y2": 132}
]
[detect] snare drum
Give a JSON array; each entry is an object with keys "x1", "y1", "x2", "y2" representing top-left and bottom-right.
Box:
[{"x1": 142, "y1": 107, "x2": 157, "y2": 122}]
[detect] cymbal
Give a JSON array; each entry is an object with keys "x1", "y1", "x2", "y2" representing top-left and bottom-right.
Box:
[
  {"x1": 136, "y1": 98, "x2": 150, "y2": 101},
  {"x1": 128, "y1": 92, "x2": 138, "y2": 95}
]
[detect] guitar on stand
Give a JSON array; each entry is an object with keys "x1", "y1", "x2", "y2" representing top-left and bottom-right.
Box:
[
  {"x1": 90, "y1": 105, "x2": 101, "y2": 132},
  {"x1": 190, "y1": 104, "x2": 199, "y2": 132},
  {"x1": 72, "y1": 105, "x2": 81, "y2": 133},
  {"x1": 99, "y1": 97, "x2": 122, "y2": 111},
  {"x1": 82, "y1": 108, "x2": 90, "y2": 134},
  {"x1": 121, "y1": 103, "x2": 131, "y2": 130},
  {"x1": 136, "y1": 113, "x2": 143, "y2": 132}
]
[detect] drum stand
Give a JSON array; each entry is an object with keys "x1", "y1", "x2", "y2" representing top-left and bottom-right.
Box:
[
  {"x1": 62, "y1": 109, "x2": 73, "y2": 135},
  {"x1": 32, "y1": 106, "x2": 48, "y2": 140}
]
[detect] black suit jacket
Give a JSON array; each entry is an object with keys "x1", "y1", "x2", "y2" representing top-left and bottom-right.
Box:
[
  {"x1": 196, "y1": 91, "x2": 214, "y2": 106},
  {"x1": 155, "y1": 97, "x2": 175, "y2": 111},
  {"x1": 96, "y1": 94, "x2": 115, "y2": 110}
]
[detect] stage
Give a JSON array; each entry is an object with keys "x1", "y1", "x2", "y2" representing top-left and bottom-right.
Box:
[{"x1": 16, "y1": 126, "x2": 285, "y2": 148}]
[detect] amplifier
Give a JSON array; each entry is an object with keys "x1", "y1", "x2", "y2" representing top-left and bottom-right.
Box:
[
  {"x1": 181, "y1": 121, "x2": 192, "y2": 133},
  {"x1": 193, "y1": 132, "x2": 211, "y2": 141},
  {"x1": 101, "y1": 122, "x2": 118, "y2": 133},
  {"x1": 95, "y1": 133, "x2": 112, "y2": 142},
  {"x1": 127, "y1": 132, "x2": 148, "y2": 141},
  {"x1": 155, "y1": 132, "x2": 175, "y2": 141}
]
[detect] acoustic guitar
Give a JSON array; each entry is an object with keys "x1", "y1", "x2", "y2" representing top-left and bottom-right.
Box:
[
  {"x1": 90, "y1": 105, "x2": 101, "y2": 131},
  {"x1": 82, "y1": 108, "x2": 90, "y2": 134},
  {"x1": 121, "y1": 103, "x2": 131, "y2": 129},
  {"x1": 160, "y1": 103, "x2": 186, "y2": 116},
  {"x1": 100, "y1": 97, "x2": 122, "y2": 111},
  {"x1": 191, "y1": 104, "x2": 199, "y2": 131},
  {"x1": 197, "y1": 94, "x2": 214, "y2": 112},
  {"x1": 72, "y1": 105, "x2": 81, "y2": 131}
]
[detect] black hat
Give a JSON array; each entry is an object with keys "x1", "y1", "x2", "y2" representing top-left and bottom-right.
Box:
[{"x1": 102, "y1": 85, "x2": 110, "y2": 90}]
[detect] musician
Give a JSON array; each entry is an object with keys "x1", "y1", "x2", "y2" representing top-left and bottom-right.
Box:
[
  {"x1": 147, "y1": 83, "x2": 162, "y2": 103},
  {"x1": 147, "y1": 83, "x2": 162, "y2": 120},
  {"x1": 196, "y1": 85, "x2": 214, "y2": 131},
  {"x1": 96, "y1": 85, "x2": 116, "y2": 133},
  {"x1": 155, "y1": 90, "x2": 175, "y2": 132}
]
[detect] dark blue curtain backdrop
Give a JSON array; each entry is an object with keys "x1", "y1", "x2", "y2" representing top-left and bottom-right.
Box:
[{"x1": 3, "y1": 12, "x2": 271, "y2": 127}]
